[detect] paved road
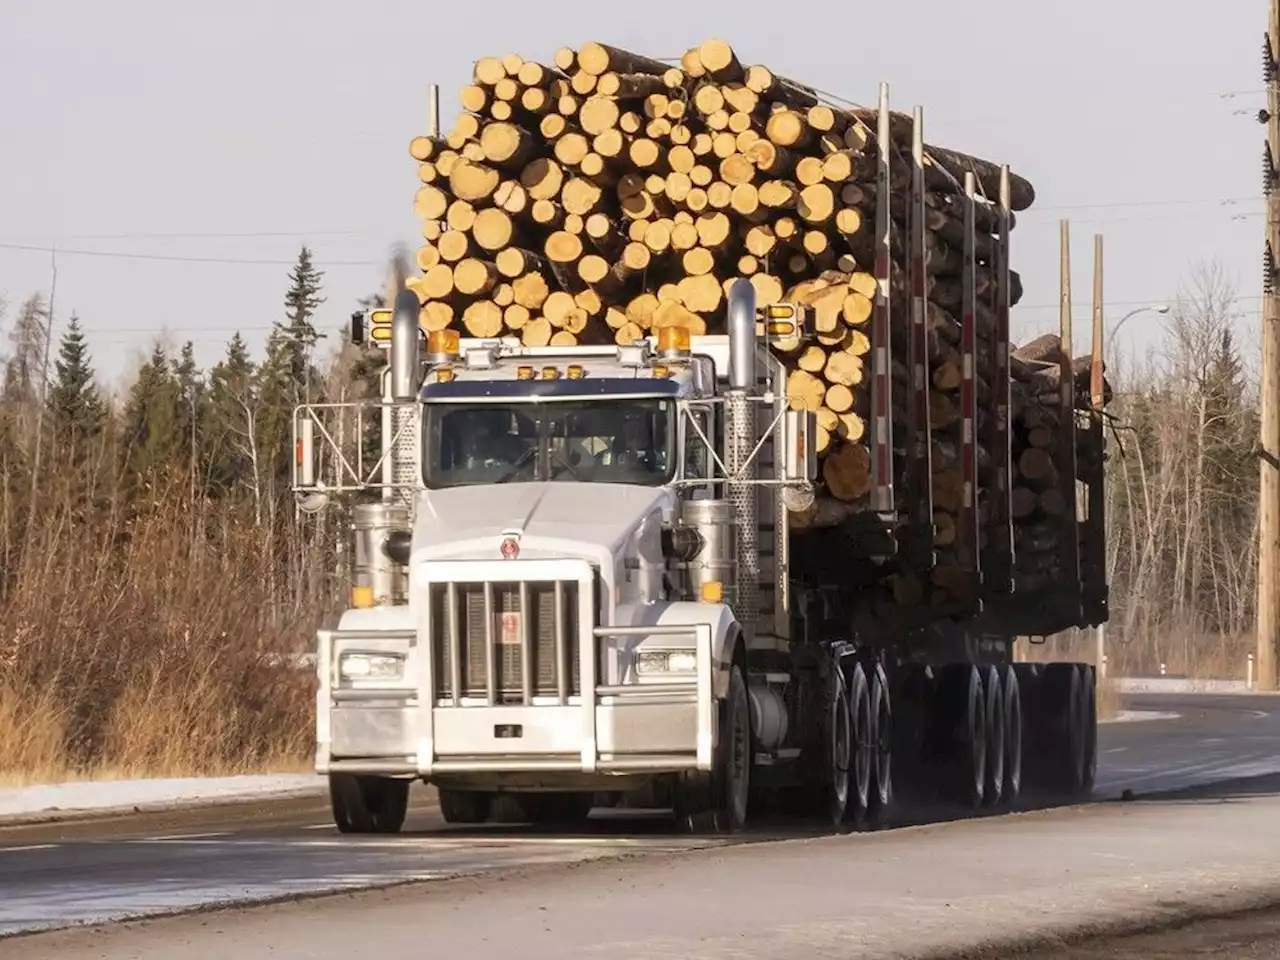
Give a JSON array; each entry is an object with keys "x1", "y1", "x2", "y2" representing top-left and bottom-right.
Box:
[
  {"x1": 8, "y1": 775, "x2": 1280, "y2": 960},
  {"x1": 0, "y1": 692, "x2": 1277, "y2": 949},
  {"x1": 1095, "y1": 692, "x2": 1280, "y2": 796},
  {"x1": 999, "y1": 906, "x2": 1280, "y2": 959}
]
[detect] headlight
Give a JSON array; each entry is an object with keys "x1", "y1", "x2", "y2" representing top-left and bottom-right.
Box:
[
  {"x1": 636, "y1": 650, "x2": 698, "y2": 675},
  {"x1": 339, "y1": 652, "x2": 405, "y2": 681}
]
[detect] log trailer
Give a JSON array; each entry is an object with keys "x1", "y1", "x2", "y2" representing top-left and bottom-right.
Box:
[{"x1": 292, "y1": 87, "x2": 1105, "y2": 836}]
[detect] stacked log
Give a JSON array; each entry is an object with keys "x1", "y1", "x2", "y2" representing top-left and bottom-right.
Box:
[
  {"x1": 406, "y1": 38, "x2": 1099, "y2": 609},
  {"x1": 1004, "y1": 334, "x2": 1108, "y2": 595}
]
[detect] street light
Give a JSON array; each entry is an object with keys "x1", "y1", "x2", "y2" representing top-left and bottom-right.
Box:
[
  {"x1": 1105, "y1": 303, "x2": 1170, "y2": 360},
  {"x1": 1095, "y1": 302, "x2": 1168, "y2": 679}
]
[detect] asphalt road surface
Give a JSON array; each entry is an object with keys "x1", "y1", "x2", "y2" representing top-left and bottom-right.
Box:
[
  {"x1": 994, "y1": 907, "x2": 1280, "y2": 959},
  {"x1": 1, "y1": 692, "x2": 1278, "y2": 958}
]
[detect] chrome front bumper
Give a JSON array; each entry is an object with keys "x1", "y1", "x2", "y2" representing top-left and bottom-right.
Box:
[{"x1": 316, "y1": 559, "x2": 716, "y2": 778}]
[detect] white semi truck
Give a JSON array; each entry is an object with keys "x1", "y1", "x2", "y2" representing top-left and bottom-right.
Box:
[{"x1": 293, "y1": 276, "x2": 1102, "y2": 835}]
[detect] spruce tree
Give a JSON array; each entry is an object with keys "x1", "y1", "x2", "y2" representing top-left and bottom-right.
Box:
[
  {"x1": 120, "y1": 344, "x2": 183, "y2": 493},
  {"x1": 47, "y1": 313, "x2": 106, "y2": 446},
  {"x1": 278, "y1": 246, "x2": 326, "y2": 393},
  {"x1": 205, "y1": 332, "x2": 257, "y2": 498},
  {"x1": 259, "y1": 248, "x2": 328, "y2": 491},
  {"x1": 170, "y1": 340, "x2": 207, "y2": 490}
]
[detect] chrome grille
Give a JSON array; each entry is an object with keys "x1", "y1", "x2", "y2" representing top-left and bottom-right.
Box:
[{"x1": 430, "y1": 580, "x2": 582, "y2": 704}]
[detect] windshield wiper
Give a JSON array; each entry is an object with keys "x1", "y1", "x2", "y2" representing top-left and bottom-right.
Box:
[
  {"x1": 548, "y1": 448, "x2": 582, "y2": 482},
  {"x1": 494, "y1": 447, "x2": 538, "y2": 483}
]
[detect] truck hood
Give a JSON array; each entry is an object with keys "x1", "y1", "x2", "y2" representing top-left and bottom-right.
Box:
[{"x1": 411, "y1": 482, "x2": 669, "y2": 567}]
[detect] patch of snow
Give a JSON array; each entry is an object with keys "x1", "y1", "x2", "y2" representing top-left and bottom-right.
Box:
[
  {"x1": 1112, "y1": 676, "x2": 1273, "y2": 695},
  {"x1": 1099, "y1": 709, "x2": 1181, "y2": 724},
  {"x1": 0, "y1": 774, "x2": 325, "y2": 823}
]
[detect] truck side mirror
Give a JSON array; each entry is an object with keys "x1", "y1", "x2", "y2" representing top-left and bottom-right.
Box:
[{"x1": 781, "y1": 409, "x2": 818, "y2": 483}]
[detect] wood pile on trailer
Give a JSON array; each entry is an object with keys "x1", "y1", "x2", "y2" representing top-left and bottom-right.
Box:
[{"x1": 405, "y1": 38, "x2": 1110, "y2": 614}]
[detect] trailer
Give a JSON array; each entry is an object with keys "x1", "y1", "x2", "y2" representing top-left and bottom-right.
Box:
[{"x1": 291, "y1": 82, "x2": 1104, "y2": 835}]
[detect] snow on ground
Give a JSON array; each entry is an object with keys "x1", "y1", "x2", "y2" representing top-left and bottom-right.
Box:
[
  {"x1": 0, "y1": 774, "x2": 325, "y2": 823},
  {"x1": 1101, "y1": 709, "x2": 1181, "y2": 724}
]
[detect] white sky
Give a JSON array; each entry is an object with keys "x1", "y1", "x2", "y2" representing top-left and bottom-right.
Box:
[{"x1": 0, "y1": 1, "x2": 1266, "y2": 391}]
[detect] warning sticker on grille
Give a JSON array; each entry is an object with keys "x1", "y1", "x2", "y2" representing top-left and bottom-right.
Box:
[{"x1": 498, "y1": 612, "x2": 522, "y2": 646}]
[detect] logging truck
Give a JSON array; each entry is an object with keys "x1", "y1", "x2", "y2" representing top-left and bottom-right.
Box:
[
  {"x1": 292, "y1": 47, "x2": 1106, "y2": 833},
  {"x1": 293, "y1": 281, "x2": 1103, "y2": 835}
]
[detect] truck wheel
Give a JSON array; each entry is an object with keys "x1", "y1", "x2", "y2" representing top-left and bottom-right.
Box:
[
  {"x1": 844, "y1": 661, "x2": 873, "y2": 828},
  {"x1": 889, "y1": 663, "x2": 931, "y2": 805},
  {"x1": 823, "y1": 659, "x2": 853, "y2": 827},
  {"x1": 673, "y1": 661, "x2": 752, "y2": 834},
  {"x1": 438, "y1": 788, "x2": 492, "y2": 825},
  {"x1": 980, "y1": 665, "x2": 1005, "y2": 809},
  {"x1": 718, "y1": 662, "x2": 753, "y2": 832},
  {"x1": 1079, "y1": 665, "x2": 1098, "y2": 796},
  {"x1": 486, "y1": 794, "x2": 530, "y2": 824},
  {"x1": 1001, "y1": 664, "x2": 1023, "y2": 809},
  {"x1": 867, "y1": 662, "x2": 894, "y2": 826},
  {"x1": 1041, "y1": 662, "x2": 1086, "y2": 797},
  {"x1": 936, "y1": 664, "x2": 986, "y2": 809},
  {"x1": 329, "y1": 774, "x2": 410, "y2": 834}
]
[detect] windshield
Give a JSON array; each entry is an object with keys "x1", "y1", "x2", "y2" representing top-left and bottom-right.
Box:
[{"x1": 423, "y1": 399, "x2": 675, "y2": 489}]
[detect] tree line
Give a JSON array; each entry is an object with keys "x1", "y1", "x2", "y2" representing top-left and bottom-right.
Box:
[{"x1": 0, "y1": 248, "x2": 384, "y2": 778}]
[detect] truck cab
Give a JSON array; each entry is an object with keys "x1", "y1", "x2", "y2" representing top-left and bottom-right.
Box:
[{"x1": 295, "y1": 281, "x2": 817, "y2": 833}]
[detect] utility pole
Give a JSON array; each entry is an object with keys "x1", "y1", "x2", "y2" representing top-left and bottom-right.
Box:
[
  {"x1": 1259, "y1": 0, "x2": 1280, "y2": 691},
  {"x1": 28, "y1": 247, "x2": 57, "y2": 507},
  {"x1": 1091, "y1": 234, "x2": 1106, "y2": 678}
]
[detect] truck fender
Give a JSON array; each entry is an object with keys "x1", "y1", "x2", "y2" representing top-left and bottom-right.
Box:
[
  {"x1": 334, "y1": 606, "x2": 417, "y2": 633},
  {"x1": 612, "y1": 601, "x2": 741, "y2": 699}
]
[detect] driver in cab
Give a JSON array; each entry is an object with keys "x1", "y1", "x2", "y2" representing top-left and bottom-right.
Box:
[
  {"x1": 460, "y1": 411, "x2": 528, "y2": 471},
  {"x1": 601, "y1": 414, "x2": 660, "y2": 474}
]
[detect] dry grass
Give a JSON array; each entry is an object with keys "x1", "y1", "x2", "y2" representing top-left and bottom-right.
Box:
[
  {"x1": 0, "y1": 679, "x2": 70, "y2": 786},
  {"x1": 0, "y1": 470, "x2": 316, "y2": 785},
  {"x1": 1021, "y1": 626, "x2": 1254, "y2": 683}
]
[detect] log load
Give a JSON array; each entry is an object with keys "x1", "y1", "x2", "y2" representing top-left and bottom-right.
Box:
[{"x1": 403, "y1": 38, "x2": 1109, "y2": 612}]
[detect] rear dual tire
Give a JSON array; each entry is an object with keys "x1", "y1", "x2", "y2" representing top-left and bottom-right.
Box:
[
  {"x1": 1018, "y1": 661, "x2": 1096, "y2": 801},
  {"x1": 821, "y1": 658, "x2": 873, "y2": 829},
  {"x1": 933, "y1": 662, "x2": 1024, "y2": 812}
]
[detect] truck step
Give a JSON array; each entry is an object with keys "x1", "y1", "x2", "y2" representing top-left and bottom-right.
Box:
[{"x1": 754, "y1": 748, "x2": 801, "y2": 766}]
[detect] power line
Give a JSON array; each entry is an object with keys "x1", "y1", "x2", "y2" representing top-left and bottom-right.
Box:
[
  {"x1": 1024, "y1": 195, "x2": 1261, "y2": 213},
  {"x1": 0, "y1": 229, "x2": 383, "y2": 242},
  {"x1": 0, "y1": 242, "x2": 384, "y2": 267}
]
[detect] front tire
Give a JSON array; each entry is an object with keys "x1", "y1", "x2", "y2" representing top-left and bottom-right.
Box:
[
  {"x1": 329, "y1": 774, "x2": 410, "y2": 834},
  {"x1": 676, "y1": 660, "x2": 752, "y2": 833},
  {"x1": 718, "y1": 662, "x2": 753, "y2": 831}
]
